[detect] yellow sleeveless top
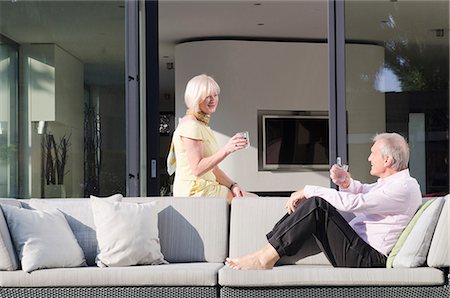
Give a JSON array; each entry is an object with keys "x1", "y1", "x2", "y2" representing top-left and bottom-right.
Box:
[{"x1": 172, "y1": 120, "x2": 229, "y2": 197}]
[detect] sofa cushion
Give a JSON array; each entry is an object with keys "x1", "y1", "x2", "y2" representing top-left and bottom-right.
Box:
[
  {"x1": 125, "y1": 197, "x2": 229, "y2": 263},
  {"x1": 0, "y1": 199, "x2": 21, "y2": 271},
  {"x1": 393, "y1": 197, "x2": 444, "y2": 268},
  {"x1": 428, "y1": 195, "x2": 449, "y2": 267},
  {"x1": 218, "y1": 265, "x2": 445, "y2": 287},
  {"x1": 1, "y1": 204, "x2": 86, "y2": 273},
  {"x1": 0, "y1": 263, "x2": 223, "y2": 287},
  {"x1": 91, "y1": 197, "x2": 166, "y2": 267},
  {"x1": 28, "y1": 194, "x2": 122, "y2": 266},
  {"x1": 386, "y1": 199, "x2": 434, "y2": 268},
  {"x1": 229, "y1": 197, "x2": 330, "y2": 266}
]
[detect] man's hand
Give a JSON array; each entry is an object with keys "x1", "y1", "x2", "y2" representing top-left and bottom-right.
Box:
[
  {"x1": 285, "y1": 189, "x2": 306, "y2": 214},
  {"x1": 330, "y1": 165, "x2": 350, "y2": 188}
]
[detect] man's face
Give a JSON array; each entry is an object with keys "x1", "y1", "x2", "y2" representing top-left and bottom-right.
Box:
[{"x1": 368, "y1": 140, "x2": 388, "y2": 177}]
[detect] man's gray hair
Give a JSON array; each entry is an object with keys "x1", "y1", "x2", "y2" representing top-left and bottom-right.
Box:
[{"x1": 372, "y1": 133, "x2": 409, "y2": 171}]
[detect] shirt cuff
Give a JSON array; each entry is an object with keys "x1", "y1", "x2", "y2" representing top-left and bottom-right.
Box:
[{"x1": 339, "y1": 179, "x2": 353, "y2": 192}]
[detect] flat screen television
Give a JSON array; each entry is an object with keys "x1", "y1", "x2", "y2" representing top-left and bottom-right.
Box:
[{"x1": 258, "y1": 110, "x2": 329, "y2": 171}]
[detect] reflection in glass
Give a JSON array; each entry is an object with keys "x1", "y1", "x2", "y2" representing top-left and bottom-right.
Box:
[
  {"x1": 0, "y1": 1, "x2": 126, "y2": 198},
  {"x1": 345, "y1": 0, "x2": 449, "y2": 194},
  {"x1": 0, "y1": 43, "x2": 18, "y2": 197}
]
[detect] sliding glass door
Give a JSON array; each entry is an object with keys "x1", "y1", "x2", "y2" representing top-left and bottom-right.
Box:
[{"x1": 0, "y1": 0, "x2": 128, "y2": 198}]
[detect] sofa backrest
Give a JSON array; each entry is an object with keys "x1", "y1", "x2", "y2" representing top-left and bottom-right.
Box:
[
  {"x1": 125, "y1": 197, "x2": 229, "y2": 263},
  {"x1": 25, "y1": 197, "x2": 229, "y2": 265},
  {"x1": 229, "y1": 197, "x2": 331, "y2": 265}
]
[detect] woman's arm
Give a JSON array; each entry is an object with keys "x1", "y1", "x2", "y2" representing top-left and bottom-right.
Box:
[
  {"x1": 212, "y1": 166, "x2": 243, "y2": 197},
  {"x1": 182, "y1": 133, "x2": 247, "y2": 177}
]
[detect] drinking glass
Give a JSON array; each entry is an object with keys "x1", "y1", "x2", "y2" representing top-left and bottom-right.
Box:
[
  {"x1": 240, "y1": 131, "x2": 250, "y2": 149},
  {"x1": 335, "y1": 157, "x2": 348, "y2": 183}
]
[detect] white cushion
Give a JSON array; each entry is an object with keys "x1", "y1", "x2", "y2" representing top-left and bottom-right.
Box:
[
  {"x1": 0, "y1": 263, "x2": 223, "y2": 287},
  {"x1": 28, "y1": 194, "x2": 123, "y2": 266},
  {"x1": 90, "y1": 196, "x2": 167, "y2": 267},
  {"x1": 393, "y1": 197, "x2": 444, "y2": 268},
  {"x1": 218, "y1": 265, "x2": 445, "y2": 287},
  {"x1": 1, "y1": 204, "x2": 86, "y2": 273},
  {"x1": 0, "y1": 199, "x2": 21, "y2": 271},
  {"x1": 427, "y1": 195, "x2": 449, "y2": 267}
]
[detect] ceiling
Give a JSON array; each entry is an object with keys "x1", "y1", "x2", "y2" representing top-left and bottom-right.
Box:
[{"x1": 0, "y1": 0, "x2": 448, "y2": 87}]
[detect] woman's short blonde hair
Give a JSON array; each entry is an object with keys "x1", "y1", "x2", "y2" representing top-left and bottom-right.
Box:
[{"x1": 184, "y1": 74, "x2": 220, "y2": 113}]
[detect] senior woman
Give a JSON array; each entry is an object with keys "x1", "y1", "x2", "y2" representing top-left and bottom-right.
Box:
[{"x1": 167, "y1": 74, "x2": 251, "y2": 202}]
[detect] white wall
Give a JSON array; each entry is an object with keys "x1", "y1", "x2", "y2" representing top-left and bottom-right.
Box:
[{"x1": 175, "y1": 40, "x2": 330, "y2": 192}]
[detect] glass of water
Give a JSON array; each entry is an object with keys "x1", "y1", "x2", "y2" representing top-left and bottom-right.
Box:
[
  {"x1": 335, "y1": 157, "x2": 348, "y2": 183},
  {"x1": 240, "y1": 131, "x2": 250, "y2": 149}
]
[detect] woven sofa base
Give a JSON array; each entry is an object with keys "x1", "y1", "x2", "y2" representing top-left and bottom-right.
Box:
[
  {"x1": 221, "y1": 285, "x2": 450, "y2": 298},
  {"x1": 0, "y1": 286, "x2": 219, "y2": 298}
]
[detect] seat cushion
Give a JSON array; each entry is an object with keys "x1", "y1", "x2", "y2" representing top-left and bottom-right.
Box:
[
  {"x1": 218, "y1": 265, "x2": 446, "y2": 287},
  {"x1": 0, "y1": 263, "x2": 223, "y2": 287},
  {"x1": 229, "y1": 197, "x2": 330, "y2": 265}
]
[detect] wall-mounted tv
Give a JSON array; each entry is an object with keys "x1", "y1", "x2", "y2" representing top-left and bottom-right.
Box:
[{"x1": 258, "y1": 110, "x2": 329, "y2": 171}]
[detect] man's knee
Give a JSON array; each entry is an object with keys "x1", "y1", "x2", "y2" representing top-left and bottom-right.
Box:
[{"x1": 302, "y1": 196, "x2": 333, "y2": 212}]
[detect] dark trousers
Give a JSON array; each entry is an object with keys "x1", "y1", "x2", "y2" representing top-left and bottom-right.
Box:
[{"x1": 266, "y1": 196, "x2": 387, "y2": 268}]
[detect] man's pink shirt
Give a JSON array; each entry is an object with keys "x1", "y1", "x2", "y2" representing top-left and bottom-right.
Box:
[{"x1": 303, "y1": 169, "x2": 422, "y2": 256}]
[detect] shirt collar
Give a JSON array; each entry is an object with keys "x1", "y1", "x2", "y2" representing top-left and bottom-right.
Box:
[{"x1": 377, "y1": 168, "x2": 410, "y2": 184}]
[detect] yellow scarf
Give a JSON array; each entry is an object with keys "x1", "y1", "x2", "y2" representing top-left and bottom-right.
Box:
[
  {"x1": 166, "y1": 110, "x2": 211, "y2": 175},
  {"x1": 186, "y1": 109, "x2": 210, "y2": 125}
]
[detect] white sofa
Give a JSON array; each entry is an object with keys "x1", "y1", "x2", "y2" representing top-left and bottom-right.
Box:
[{"x1": 0, "y1": 196, "x2": 448, "y2": 298}]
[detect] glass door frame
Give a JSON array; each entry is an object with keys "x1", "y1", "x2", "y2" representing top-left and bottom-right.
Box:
[{"x1": 328, "y1": 0, "x2": 347, "y2": 186}]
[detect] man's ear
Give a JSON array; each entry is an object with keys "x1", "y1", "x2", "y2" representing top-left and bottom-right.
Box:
[{"x1": 384, "y1": 156, "x2": 393, "y2": 167}]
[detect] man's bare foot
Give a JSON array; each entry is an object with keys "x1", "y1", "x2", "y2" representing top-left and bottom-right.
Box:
[{"x1": 225, "y1": 244, "x2": 280, "y2": 270}]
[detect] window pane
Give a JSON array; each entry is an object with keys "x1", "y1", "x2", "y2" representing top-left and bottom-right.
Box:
[
  {"x1": 345, "y1": 0, "x2": 449, "y2": 194},
  {"x1": 0, "y1": 0, "x2": 126, "y2": 198},
  {"x1": 0, "y1": 42, "x2": 18, "y2": 197}
]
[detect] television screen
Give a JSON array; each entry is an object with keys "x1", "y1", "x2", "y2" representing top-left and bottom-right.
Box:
[{"x1": 259, "y1": 111, "x2": 329, "y2": 171}]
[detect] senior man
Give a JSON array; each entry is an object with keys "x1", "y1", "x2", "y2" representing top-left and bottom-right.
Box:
[{"x1": 226, "y1": 133, "x2": 422, "y2": 269}]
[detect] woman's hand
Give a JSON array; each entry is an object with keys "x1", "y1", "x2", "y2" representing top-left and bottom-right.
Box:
[
  {"x1": 224, "y1": 133, "x2": 248, "y2": 155},
  {"x1": 285, "y1": 190, "x2": 306, "y2": 214},
  {"x1": 231, "y1": 183, "x2": 244, "y2": 197},
  {"x1": 330, "y1": 165, "x2": 350, "y2": 188}
]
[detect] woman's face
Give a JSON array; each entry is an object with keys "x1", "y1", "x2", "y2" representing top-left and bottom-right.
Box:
[{"x1": 199, "y1": 92, "x2": 219, "y2": 115}]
